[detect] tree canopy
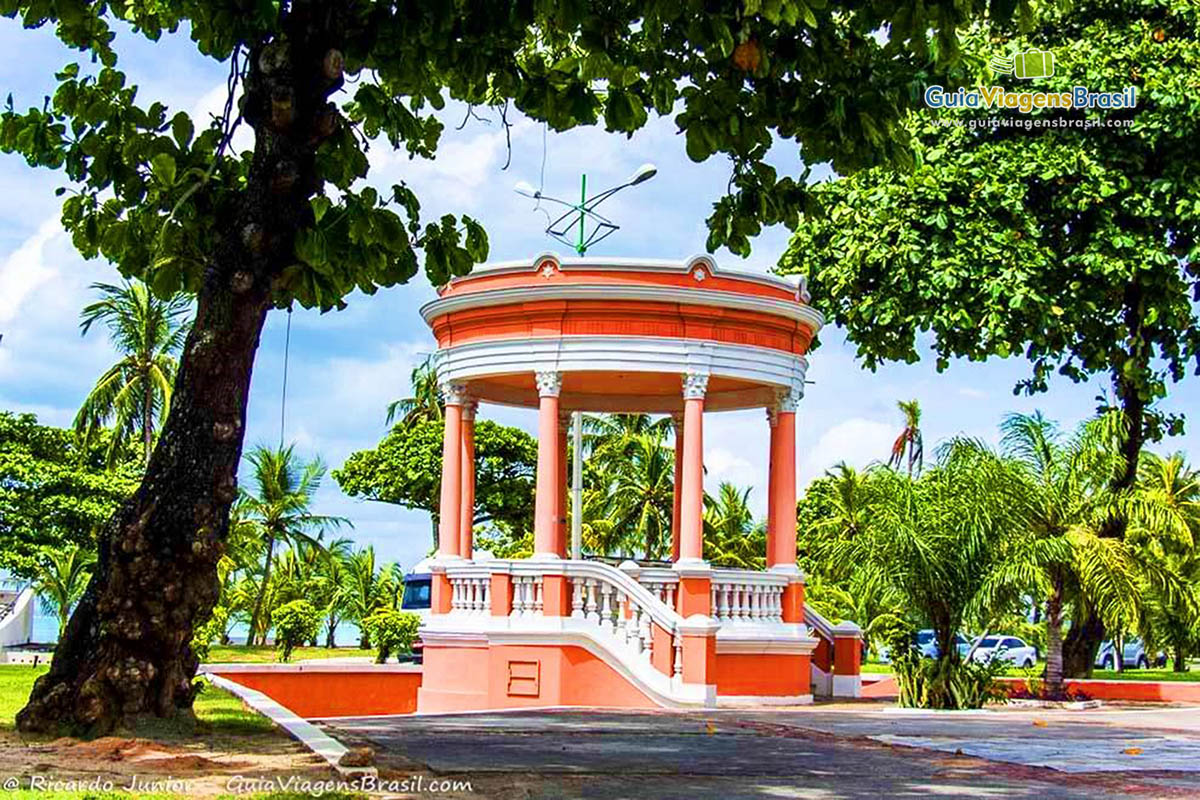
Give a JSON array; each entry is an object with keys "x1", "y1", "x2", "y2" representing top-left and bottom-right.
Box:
[
  {"x1": 334, "y1": 418, "x2": 537, "y2": 545},
  {"x1": 0, "y1": 411, "x2": 138, "y2": 578},
  {"x1": 781, "y1": 0, "x2": 1200, "y2": 490}
]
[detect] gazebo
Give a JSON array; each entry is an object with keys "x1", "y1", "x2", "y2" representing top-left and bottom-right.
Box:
[{"x1": 416, "y1": 253, "x2": 861, "y2": 712}]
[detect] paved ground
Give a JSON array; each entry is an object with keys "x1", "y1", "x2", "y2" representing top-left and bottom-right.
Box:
[{"x1": 318, "y1": 702, "x2": 1200, "y2": 798}]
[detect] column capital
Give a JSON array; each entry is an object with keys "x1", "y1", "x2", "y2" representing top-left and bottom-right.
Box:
[
  {"x1": 775, "y1": 384, "x2": 803, "y2": 413},
  {"x1": 671, "y1": 411, "x2": 685, "y2": 432},
  {"x1": 535, "y1": 370, "x2": 563, "y2": 398},
  {"x1": 682, "y1": 372, "x2": 709, "y2": 400},
  {"x1": 766, "y1": 406, "x2": 779, "y2": 428},
  {"x1": 461, "y1": 399, "x2": 478, "y2": 421},
  {"x1": 441, "y1": 381, "x2": 470, "y2": 407}
]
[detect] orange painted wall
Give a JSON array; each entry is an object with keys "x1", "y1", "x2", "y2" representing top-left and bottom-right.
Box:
[
  {"x1": 431, "y1": 300, "x2": 813, "y2": 355},
  {"x1": 417, "y1": 641, "x2": 657, "y2": 713},
  {"x1": 213, "y1": 670, "x2": 422, "y2": 718},
  {"x1": 716, "y1": 653, "x2": 810, "y2": 697}
]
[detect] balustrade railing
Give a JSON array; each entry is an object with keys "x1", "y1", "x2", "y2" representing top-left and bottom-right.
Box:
[{"x1": 709, "y1": 569, "x2": 786, "y2": 624}]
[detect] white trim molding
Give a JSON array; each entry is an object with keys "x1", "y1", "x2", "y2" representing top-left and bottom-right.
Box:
[
  {"x1": 435, "y1": 336, "x2": 810, "y2": 413},
  {"x1": 440, "y1": 253, "x2": 810, "y2": 297},
  {"x1": 423, "y1": 282, "x2": 824, "y2": 334}
]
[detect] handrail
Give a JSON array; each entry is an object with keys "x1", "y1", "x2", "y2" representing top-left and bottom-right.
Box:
[
  {"x1": 562, "y1": 560, "x2": 686, "y2": 632},
  {"x1": 803, "y1": 604, "x2": 834, "y2": 639},
  {"x1": 443, "y1": 559, "x2": 687, "y2": 632}
]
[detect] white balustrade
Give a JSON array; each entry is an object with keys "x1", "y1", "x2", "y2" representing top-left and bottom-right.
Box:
[
  {"x1": 709, "y1": 570, "x2": 785, "y2": 624},
  {"x1": 449, "y1": 572, "x2": 491, "y2": 615}
]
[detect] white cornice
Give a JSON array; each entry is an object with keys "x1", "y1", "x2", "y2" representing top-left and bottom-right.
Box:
[
  {"x1": 444, "y1": 252, "x2": 805, "y2": 295},
  {"x1": 421, "y1": 283, "x2": 825, "y2": 333}
]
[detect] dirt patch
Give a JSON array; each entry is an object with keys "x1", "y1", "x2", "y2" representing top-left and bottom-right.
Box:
[{"x1": 0, "y1": 728, "x2": 334, "y2": 797}]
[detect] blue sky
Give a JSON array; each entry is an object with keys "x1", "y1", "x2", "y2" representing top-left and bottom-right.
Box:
[{"x1": 1, "y1": 19, "x2": 1197, "y2": 576}]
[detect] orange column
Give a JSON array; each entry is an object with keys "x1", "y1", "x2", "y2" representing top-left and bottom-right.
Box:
[
  {"x1": 678, "y1": 373, "x2": 707, "y2": 564},
  {"x1": 766, "y1": 407, "x2": 779, "y2": 564},
  {"x1": 533, "y1": 371, "x2": 563, "y2": 557},
  {"x1": 671, "y1": 412, "x2": 684, "y2": 562},
  {"x1": 459, "y1": 401, "x2": 477, "y2": 560},
  {"x1": 768, "y1": 388, "x2": 800, "y2": 569},
  {"x1": 556, "y1": 412, "x2": 569, "y2": 557},
  {"x1": 438, "y1": 385, "x2": 465, "y2": 559}
]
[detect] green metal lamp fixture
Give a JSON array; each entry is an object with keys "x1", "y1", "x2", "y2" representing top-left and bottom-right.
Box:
[{"x1": 514, "y1": 164, "x2": 657, "y2": 256}]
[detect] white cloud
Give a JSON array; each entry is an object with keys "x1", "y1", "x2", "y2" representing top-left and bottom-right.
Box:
[
  {"x1": 0, "y1": 218, "x2": 61, "y2": 325},
  {"x1": 800, "y1": 417, "x2": 895, "y2": 486}
]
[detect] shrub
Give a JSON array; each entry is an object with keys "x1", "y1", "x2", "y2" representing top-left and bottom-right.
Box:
[
  {"x1": 273, "y1": 600, "x2": 320, "y2": 662},
  {"x1": 361, "y1": 609, "x2": 421, "y2": 663},
  {"x1": 190, "y1": 604, "x2": 229, "y2": 663},
  {"x1": 888, "y1": 628, "x2": 1008, "y2": 710}
]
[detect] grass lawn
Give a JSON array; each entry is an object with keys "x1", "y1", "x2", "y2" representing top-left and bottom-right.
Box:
[
  {"x1": 0, "y1": 665, "x2": 272, "y2": 735},
  {"x1": 204, "y1": 644, "x2": 374, "y2": 663}
]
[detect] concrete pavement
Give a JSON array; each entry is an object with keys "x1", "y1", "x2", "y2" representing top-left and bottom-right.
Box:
[{"x1": 318, "y1": 703, "x2": 1200, "y2": 798}]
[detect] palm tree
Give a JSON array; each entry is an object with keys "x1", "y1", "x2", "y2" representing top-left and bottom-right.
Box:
[
  {"x1": 385, "y1": 354, "x2": 442, "y2": 426},
  {"x1": 340, "y1": 546, "x2": 394, "y2": 648},
  {"x1": 605, "y1": 429, "x2": 675, "y2": 559},
  {"x1": 33, "y1": 544, "x2": 96, "y2": 638},
  {"x1": 74, "y1": 280, "x2": 191, "y2": 466},
  {"x1": 829, "y1": 438, "x2": 1036, "y2": 707},
  {"x1": 888, "y1": 399, "x2": 924, "y2": 476},
  {"x1": 703, "y1": 483, "x2": 765, "y2": 570},
  {"x1": 1000, "y1": 413, "x2": 1194, "y2": 688},
  {"x1": 1133, "y1": 452, "x2": 1200, "y2": 671},
  {"x1": 242, "y1": 444, "x2": 350, "y2": 646}
]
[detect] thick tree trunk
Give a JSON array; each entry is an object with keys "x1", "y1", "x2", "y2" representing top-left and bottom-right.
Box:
[
  {"x1": 1062, "y1": 279, "x2": 1152, "y2": 680},
  {"x1": 1063, "y1": 611, "x2": 1105, "y2": 678},
  {"x1": 17, "y1": 3, "x2": 348, "y2": 735},
  {"x1": 245, "y1": 535, "x2": 277, "y2": 647},
  {"x1": 1043, "y1": 575, "x2": 1065, "y2": 697},
  {"x1": 17, "y1": 273, "x2": 271, "y2": 735},
  {"x1": 1174, "y1": 645, "x2": 1187, "y2": 673}
]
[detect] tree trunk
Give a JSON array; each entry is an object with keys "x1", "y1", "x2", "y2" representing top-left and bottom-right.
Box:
[
  {"x1": 1061, "y1": 280, "x2": 1152, "y2": 681},
  {"x1": 1174, "y1": 645, "x2": 1186, "y2": 673},
  {"x1": 17, "y1": 271, "x2": 271, "y2": 735},
  {"x1": 143, "y1": 373, "x2": 154, "y2": 467},
  {"x1": 1043, "y1": 575, "x2": 1065, "y2": 697},
  {"x1": 1063, "y1": 610, "x2": 1105, "y2": 678},
  {"x1": 325, "y1": 617, "x2": 338, "y2": 649},
  {"x1": 17, "y1": 5, "x2": 348, "y2": 734},
  {"x1": 246, "y1": 535, "x2": 277, "y2": 647}
]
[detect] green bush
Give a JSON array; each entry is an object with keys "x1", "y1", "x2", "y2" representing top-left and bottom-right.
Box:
[
  {"x1": 361, "y1": 609, "x2": 421, "y2": 663},
  {"x1": 190, "y1": 604, "x2": 229, "y2": 663},
  {"x1": 888, "y1": 628, "x2": 1008, "y2": 709},
  {"x1": 272, "y1": 600, "x2": 321, "y2": 662}
]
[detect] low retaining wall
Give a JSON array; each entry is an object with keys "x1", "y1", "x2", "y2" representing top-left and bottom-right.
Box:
[
  {"x1": 860, "y1": 673, "x2": 1200, "y2": 703},
  {"x1": 203, "y1": 663, "x2": 423, "y2": 719}
]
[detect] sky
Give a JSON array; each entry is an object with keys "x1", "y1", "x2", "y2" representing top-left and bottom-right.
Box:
[{"x1": 2, "y1": 19, "x2": 1197, "y2": 578}]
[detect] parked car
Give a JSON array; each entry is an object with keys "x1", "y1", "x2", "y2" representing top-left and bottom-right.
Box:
[
  {"x1": 1095, "y1": 638, "x2": 1152, "y2": 670},
  {"x1": 878, "y1": 630, "x2": 973, "y2": 663},
  {"x1": 970, "y1": 635, "x2": 1038, "y2": 668},
  {"x1": 917, "y1": 629, "x2": 973, "y2": 659},
  {"x1": 399, "y1": 559, "x2": 433, "y2": 663}
]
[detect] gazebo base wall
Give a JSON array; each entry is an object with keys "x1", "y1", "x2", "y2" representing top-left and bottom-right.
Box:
[
  {"x1": 714, "y1": 653, "x2": 811, "y2": 700},
  {"x1": 415, "y1": 638, "x2": 814, "y2": 713}
]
